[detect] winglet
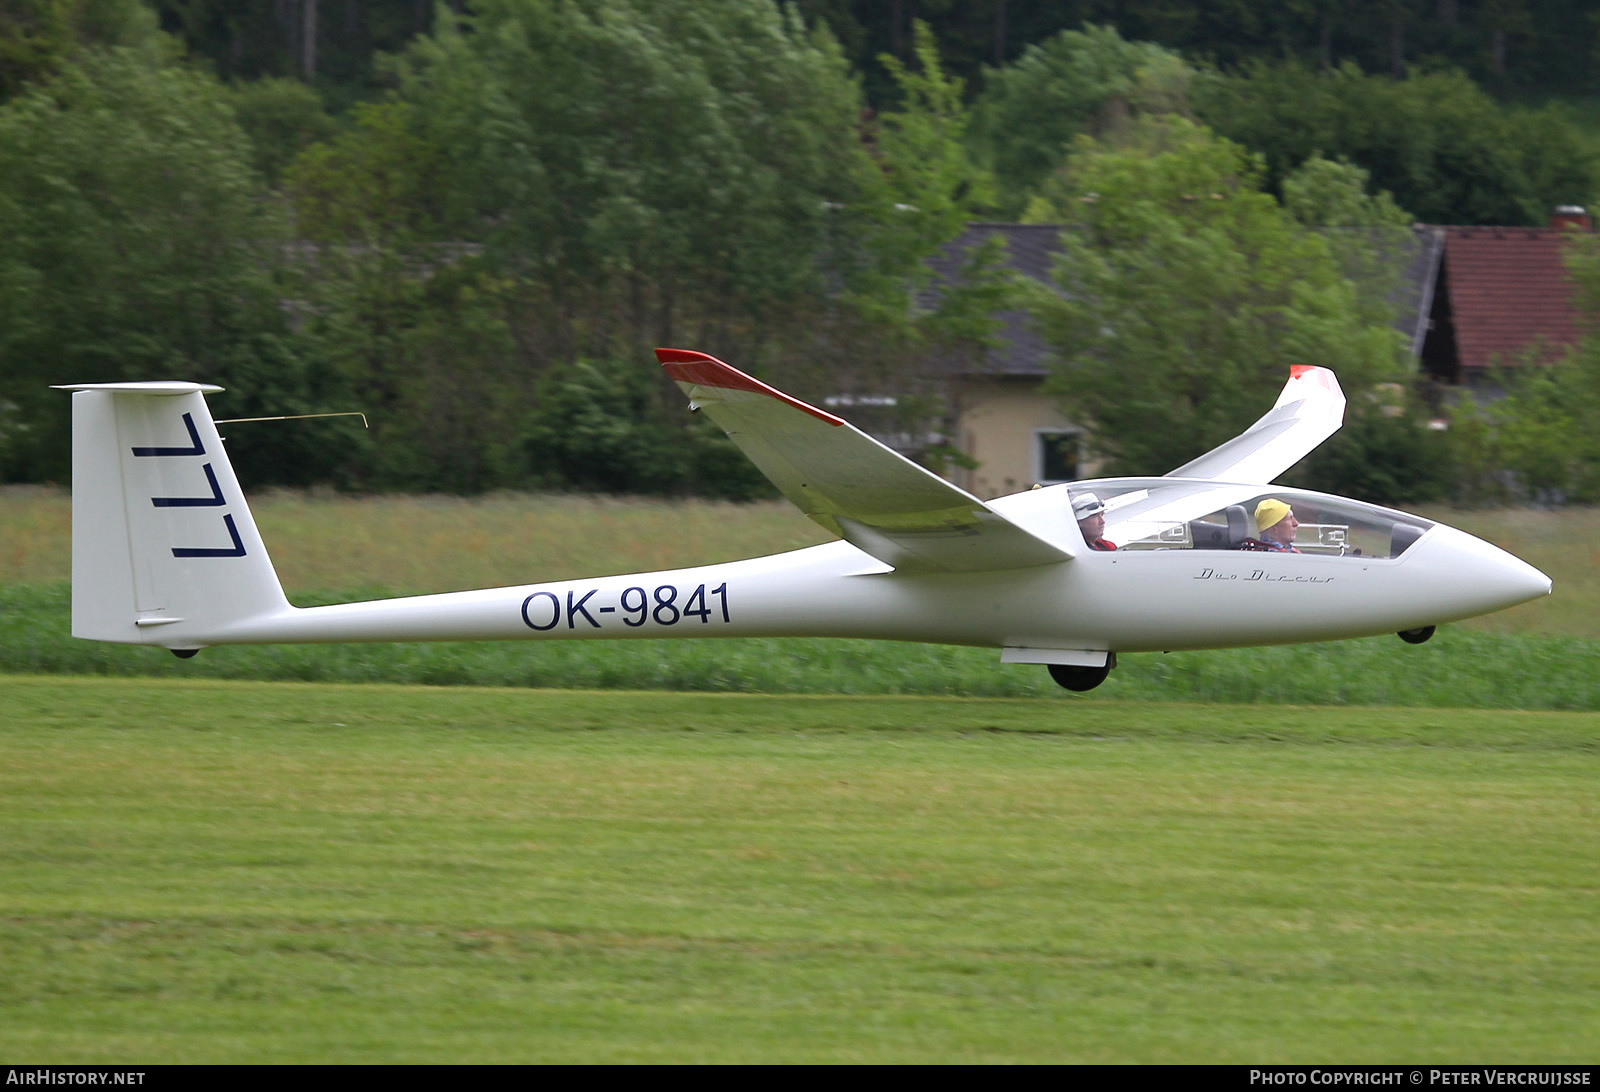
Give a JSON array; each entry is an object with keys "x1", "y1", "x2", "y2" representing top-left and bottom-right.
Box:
[
  {"x1": 1279, "y1": 364, "x2": 1341, "y2": 403},
  {"x1": 656, "y1": 349, "x2": 844, "y2": 426},
  {"x1": 1166, "y1": 365, "x2": 1345, "y2": 484}
]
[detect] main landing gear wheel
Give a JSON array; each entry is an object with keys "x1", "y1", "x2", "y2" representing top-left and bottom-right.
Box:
[
  {"x1": 1048, "y1": 661, "x2": 1112, "y2": 692},
  {"x1": 1397, "y1": 626, "x2": 1436, "y2": 645}
]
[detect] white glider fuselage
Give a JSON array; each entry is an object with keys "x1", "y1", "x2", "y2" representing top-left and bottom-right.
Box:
[
  {"x1": 58, "y1": 355, "x2": 1551, "y2": 684},
  {"x1": 177, "y1": 482, "x2": 1545, "y2": 658}
]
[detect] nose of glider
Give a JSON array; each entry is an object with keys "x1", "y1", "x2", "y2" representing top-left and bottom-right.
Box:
[{"x1": 1418, "y1": 525, "x2": 1552, "y2": 619}]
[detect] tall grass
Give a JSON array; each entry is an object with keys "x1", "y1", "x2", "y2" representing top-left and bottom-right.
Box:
[
  {"x1": 5, "y1": 488, "x2": 1589, "y2": 630},
  {"x1": 0, "y1": 487, "x2": 831, "y2": 592},
  {"x1": 1424, "y1": 504, "x2": 1600, "y2": 637},
  {"x1": 0, "y1": 486, "x2": 72, "y2": 585},
  {"x1": 3, "y1": 489, "x2": 1595, "y2": 706}
]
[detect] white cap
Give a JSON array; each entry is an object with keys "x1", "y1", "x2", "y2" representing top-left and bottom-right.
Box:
[{"x1": 1071, "y1": 492, "x2": 1105, "y2": 520}]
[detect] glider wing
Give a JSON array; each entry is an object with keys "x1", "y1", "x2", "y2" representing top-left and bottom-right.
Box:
[
  {"x1": 658, "y1": 349, "x2": 1073, "y2": 572},
  {"x1": 1166, "y1": 365, "x2": 1345, "y2": 483}
]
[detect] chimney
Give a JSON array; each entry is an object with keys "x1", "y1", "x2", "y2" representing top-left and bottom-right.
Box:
[{"x1": 1550, "y1": 205, "x2": 1592, "y2": 231}]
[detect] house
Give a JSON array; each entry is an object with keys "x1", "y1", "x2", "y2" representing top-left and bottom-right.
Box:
[
  {"x1": 920, "y1": 223, "x2": 1082, "y2": 499},
  {"x1": 925, "y1": 211, "x2": 1589, "y2": 496},
  {"x1": 1419, "y1": 209, "x2": 1592, "y2": 395}
]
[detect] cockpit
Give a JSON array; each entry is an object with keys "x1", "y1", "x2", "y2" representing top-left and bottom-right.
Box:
[{"x1": 1060, "y1": 478, "x2": 1435, "y2": 560}]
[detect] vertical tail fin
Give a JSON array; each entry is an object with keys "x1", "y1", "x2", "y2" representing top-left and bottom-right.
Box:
[{"x1": 55, "y1": 383, "x2": 289, "y2": 649}]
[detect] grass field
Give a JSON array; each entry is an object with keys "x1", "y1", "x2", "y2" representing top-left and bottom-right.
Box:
[
  {"x1": 3, "y1": 493, "x2": 1598, "y2": 1061},
  {"x1": 3, "y1": 675, "x2": 1597, "y2": 1063}
]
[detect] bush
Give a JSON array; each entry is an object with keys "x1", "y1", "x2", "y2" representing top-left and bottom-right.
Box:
[
  {"x1": 1290, "y1": 402, "x2": 1454, "y2": 507},
  {"x1": 522, "y1": 358, "x2": 773, "y2": 501}
]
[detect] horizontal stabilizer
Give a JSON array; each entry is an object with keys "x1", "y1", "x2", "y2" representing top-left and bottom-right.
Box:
[{"x1": 658, "y1": 349, "x2": 1073, "y2": 572}]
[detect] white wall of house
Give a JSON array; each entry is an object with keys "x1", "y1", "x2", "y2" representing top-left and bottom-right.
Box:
[{"x1": 945, "y1": 376, "x2": 1090, "y2": 499}]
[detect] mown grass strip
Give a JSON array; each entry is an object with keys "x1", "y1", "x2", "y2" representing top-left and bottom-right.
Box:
[{"x1": 2, "y1": 677, "x2": 1596, "y2": 1062}]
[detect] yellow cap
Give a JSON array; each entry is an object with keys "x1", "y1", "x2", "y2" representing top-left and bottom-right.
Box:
[{"x1": 1255, "y1": 499, "x2": 1291, "y2": 532}]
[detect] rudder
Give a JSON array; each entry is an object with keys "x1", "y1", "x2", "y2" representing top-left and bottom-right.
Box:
[{"x1": 57, "y1": 382, "x2": 289, "y2": 648}]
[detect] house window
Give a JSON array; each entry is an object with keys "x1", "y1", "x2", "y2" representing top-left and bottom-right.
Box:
[{"x1": 1035, "y1": 430, "x2": 1081, "y2": 484}]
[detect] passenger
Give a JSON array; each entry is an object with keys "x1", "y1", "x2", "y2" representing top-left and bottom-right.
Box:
[
  {"x1": 1253, "y1": 499, "x2": 1301, "y2": 553},
  {"x1": 1072, "y1": 492, "x2": 1117, "y2": 551}
]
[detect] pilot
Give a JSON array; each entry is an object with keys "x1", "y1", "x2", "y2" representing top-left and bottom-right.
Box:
[
  {"x1": 1254, "y1": 499, "x2": 1300, "y2": 553},
  {"x1": 1072, "y1": 492, "x2": 1116, "y2": 551}
]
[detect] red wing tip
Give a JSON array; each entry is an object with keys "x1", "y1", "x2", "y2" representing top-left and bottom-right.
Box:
[
  {"x1": 655, "y1": 348, "x2": 722, "y2": 366},
  {"x1": 654, "y1": 348, "x2": 845, "y2": 426},
  {"x1": 1288, "y1": 364, "x2": 1336, "y2": 390}
]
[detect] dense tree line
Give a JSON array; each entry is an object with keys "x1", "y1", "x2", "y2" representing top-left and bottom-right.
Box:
[
  {"x1": 806, "y1": 0, "x2": 1600, "y2": 102},
  {"x1": 0, "y1": 1, "x2": 1004, "y2": 492},
  {"x1": 1, "y1": 1, "x2": 1597, "y2": 504},
  {"x1": 95, "y1": 1, "x2": 1600, "y2": 107}
]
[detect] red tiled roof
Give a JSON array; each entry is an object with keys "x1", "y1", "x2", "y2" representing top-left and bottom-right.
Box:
[{"x1": 1442, "y1": 227, "x2": 1584, "y2": 371}]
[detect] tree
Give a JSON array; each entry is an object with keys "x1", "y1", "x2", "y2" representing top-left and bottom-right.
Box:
[
  {"x1": 1194, "y1": 60, "x2": 1600, "y2": 226},
  {"x1": 1025, "y1": 117, "x2": 1405, "y2": 475},
  {"x1": 281, "y1": 2, "x2": 999, "y2": 494},
  {"x1": 1271, "y1": 153, "x2": 1455, "y2": 504},
  {"x1": 0, "y1": 47, "x2": 329, "y2": 484},
  {"x1": 1, "y1": 0, "x2": 79, "y2": 99},
  {"x1": 801, "y1": 20, "x2": 1014, "y2": 458},
  {"x1": 1280, "y1": 154, "x2": 1413, "y2": 331},
  {"x1": 226, "y1": 76, "x2": 337, "y2": 185},
  {"x1": 873, "y1": 20, "x2": 998, "y2": 273},
  {"x1": 278, "y1": 0, "x2": 884, "y2": 493},
  {"x1": 1489, "y1": 352, "x2": 1600, "y2": 502},
  {"x1": 797, "y1": 1, "x2": 1600, "y2": 106},
  {"x1": 149, "y1": 0, "x2": 435, "y2": 105},
  {"x1": 0, "y1": 0, "x2": 161, "y2": 101},
  {"x1": 1439, "y1": 345, "x2": 1600, "y2": 505},
  {"x1": 831, "y1": 20, "x2": 1001, "y2": 339},
  {"x1": 297, "y1": 0, "x2": 877, "y2": 366},
  {"x1": 970, "y1": 24, "x2": 1194, "y2": 217},
  {"x1": 1446, "y1": 230, "x2": 1600, "y2": 504},
  {"x1": 521, "y1": 357, "x2": 773, "y2": 499}
]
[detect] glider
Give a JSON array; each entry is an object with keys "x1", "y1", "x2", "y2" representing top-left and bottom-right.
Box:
[{"x1": 56, "y1": 352, "x2": 1550, "y2": 691}]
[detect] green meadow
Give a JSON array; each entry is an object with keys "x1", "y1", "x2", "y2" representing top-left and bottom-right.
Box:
[
  {"x1": 3, "y1": 491, "x2": 1598, "y2": 1061},
  {"x1": 1, "y1": 489, "x2": 1596, "y2": 706}
]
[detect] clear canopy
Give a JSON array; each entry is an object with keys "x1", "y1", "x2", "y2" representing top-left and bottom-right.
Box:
[{"x1": 1066, "y1": 478, "x2": 1435, "y2": 559}]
